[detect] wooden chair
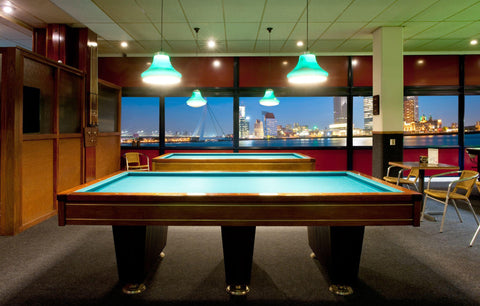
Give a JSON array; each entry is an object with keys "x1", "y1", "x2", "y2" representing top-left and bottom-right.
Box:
[
  {"x1": 422, "y1": 170, "x2": 479, "y2": 233},
  {"x1": 124, "y1": 152, "x2": 150, "y2": 171},
  {"x1": 383, "y1": 165, "x2": 419, "y2": 191}
]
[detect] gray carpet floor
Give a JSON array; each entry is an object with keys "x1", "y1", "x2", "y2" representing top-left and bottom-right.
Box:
[{"x1": 1, "y1": 183, "x2": 480, "y2": 306}]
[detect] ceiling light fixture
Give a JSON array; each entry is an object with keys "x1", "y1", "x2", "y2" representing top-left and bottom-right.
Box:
[
  {"x1": 2, "y1": 6, "x2": 13, "y2": 14},
  {"x1": 296, "y1": 41, "x2": 304, "y2": 47},
  {"x1": 287, "y1": 0, "x2": 328, "y2": 85},
  {"x1": 260, "y1": 27, "x2": 279, "y2": 107},
  {"x1": 121, "y1": 41, "x2": 128, "y2": 48},
  {"x1": 141, "y1": 0, "x2": 182, "y2": 85},
  {"x1": 187, "y1": 28, "x2": 207, "y2": 108},
  {"x1": 207, "y1": 40, "x2": 216, "y2": 48},
  {"x1": 471, "y1": 39, "x2": 478, "y2": 45}
]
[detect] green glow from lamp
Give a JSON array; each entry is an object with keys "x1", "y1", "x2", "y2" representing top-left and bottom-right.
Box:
[
  {"x1": 259, "y1": 27, "x2": 280, "y2": 107},
  {"x1": 141, "y1": 52, "x2": 182, "y2": 85},
  {"x1": 186, "y1": 89, "x2": 207, "y2": 107},
  {"x1": 186, "y1": 27, "x2": 207, "y2": 108},
  {"x1": 287, "y1": 0, "x2": 328, "y2": 85},
  {"x1": 259, "y1": 89, "x2": 279, "y2": 106},
  {"x1": 141, "y1": 0, "x2": 182, "y2": 85},
  {"x1": 287, "y1": 52, "x2": 328, "y2": 84}
]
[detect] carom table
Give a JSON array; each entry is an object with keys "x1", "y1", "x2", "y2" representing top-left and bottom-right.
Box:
[
  {"x1": 152, "y1": 152, "x2": 316, "y2": 171},
  {"x1": 57, "y1": 171, "x2": 422, "y2": 296}
]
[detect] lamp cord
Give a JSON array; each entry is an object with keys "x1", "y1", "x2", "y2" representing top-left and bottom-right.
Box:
[
  {"x1": 160, "y1": 0, "x2": 164, "y2": 51},
  {"x1": 267, "y1": 27, "x2": 272, "y2": 81},
  {"x1": 306, "y1": 0, "x2": 309, "y2": 52}
]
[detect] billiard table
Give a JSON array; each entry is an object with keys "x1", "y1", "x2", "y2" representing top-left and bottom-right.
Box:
[
  {"x1": 57, "y1": 171, "x2": 421, "y2": 296},
  {"x1": 152, "y1": 152, "x2": 316, "y2": 171}
]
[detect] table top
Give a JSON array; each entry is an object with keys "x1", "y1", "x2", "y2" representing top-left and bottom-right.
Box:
[
  {"x1": 466, "y1": 148, "x2": 480, "y2": 154},
  {"x1": 153, "y1": 152, "x2": 314, "y2": 162},
  {"x1": 74, "y1": 171, "x2": 404, "y2": 195},
  {"x1": 388, "y1": 161, "x2": 459, "y2": 170},
  {"x1": 58, "y1": 171, "x2": 421, "y2": 227}
]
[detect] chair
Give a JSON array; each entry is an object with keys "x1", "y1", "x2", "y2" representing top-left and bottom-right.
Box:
[
  {"x1": 124, "y1": 152, "x2": 150, "y2": 171},
  {"x1": 422, "y1": 170, "x2": 479, "y2": 233},
  {"x1": 383, "y1": 165, "x2": 419, "y2": 191},
  {"x1": 470, "y1": 181, "x2": 480, "y2": 247}
]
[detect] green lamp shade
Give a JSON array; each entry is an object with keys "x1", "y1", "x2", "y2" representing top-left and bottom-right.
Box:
[
  {"x1": 287, "y1": 53, "x2": 328, "y2": 84},
  {"x1": 259, "y1": 89, "x2": 279, "y2": 106},
  {"x1": 186, "y1": 89, "x2": 207, "y2": 107},
  {"x1": 141, "y1": 52, "x2": 182, "y2": 85}
]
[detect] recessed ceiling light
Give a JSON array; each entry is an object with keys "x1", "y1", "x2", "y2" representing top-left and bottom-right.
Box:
[
  {"x1": 207, "y1": 40, "x2": 216, "y2": 48},
  {"x1": 213, "y1": 60, "x2": 220, "y2": 67},
  {"x1": 2, "y1": 6, "x2": 13, "y2": 14},
  {"x1": 296, "y1": 41, "x2": 304, "y2": 47},
  {"x1": 121, "y1": 41, "x2": 128, "y2": 48},
  {"x1": 471, "y1": 39, "x2": 478, "y2": 45}
]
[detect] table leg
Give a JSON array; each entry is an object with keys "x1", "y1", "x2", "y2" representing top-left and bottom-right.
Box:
[
  {"x1": 221, "y1": 226, "x2": 256, "y2": 296},
  {"x1": 112, "y1": 225, "x2": 168, "y2": 294},
  {"x1": 418, "y1": 169, "x2": 425, "y2": 194},
  {"x1": 308, "y1": 226, "x2": 365, "y2": 296}
]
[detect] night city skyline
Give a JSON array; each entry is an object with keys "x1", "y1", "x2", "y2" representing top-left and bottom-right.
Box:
[{"x1": 121, "y1": 96, "x2": 480, "y2": 138}]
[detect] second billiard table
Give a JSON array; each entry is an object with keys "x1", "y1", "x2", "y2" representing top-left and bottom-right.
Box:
[
  {"x1": 152, "y1": 152, "x2": 316, "y2": 171},
  {"x1": 57, "y1": 170, "x2": 421, "y2": 296}
]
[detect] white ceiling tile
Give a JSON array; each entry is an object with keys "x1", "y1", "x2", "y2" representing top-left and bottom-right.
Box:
[
  {"x1": 336, "y1": 0, "x2": 397, "y2": 22},
  {"x1": 411, "y1": 22, "x2": 472, "y2": 39},
  {"x1": 223, "y1": 0, "x2": 266, "y2": 23},
  {"x1": 411, "y1": 0, "x2": 479, "y2": 21}
]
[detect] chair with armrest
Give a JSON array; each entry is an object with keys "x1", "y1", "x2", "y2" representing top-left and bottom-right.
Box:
[
  {"x1": 469, "y1": 181, "x2": 480, "y2": 247},
  {"x1": 124, "y1": 152, "x2": 150, "y2": 171},
  {"x1": 383, "y1": 165, "x2": 419, "y2": 191},
  {"x1": 421, "y1": 170, "x2": 479, "y2": 233}
]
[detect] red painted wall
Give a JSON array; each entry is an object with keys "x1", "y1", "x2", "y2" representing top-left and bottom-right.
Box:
[
  {"x1": 404, "y1": 55, "x2": 459, "y2": 86},
  {"x1": 465, "y1": 55, "x2": 480, "y2": 86},
  {"x1": 352, "y1": 56, "x2": 372, "y2": 87},
  {"x1": 239, "y1": 56, "x2": 348, "y2": 87}
]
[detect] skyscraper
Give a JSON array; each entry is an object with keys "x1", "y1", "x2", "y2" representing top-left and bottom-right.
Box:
[
  {"x1": 264, "y1": 112, "x2": 277, "y2": 137},
  {"x1": 363, "y1": 97, "x2": 373, "y2": 131},
  {"x1": 254, "y1": 119, "x2": 264, "y2": 138},
  {"x1": 404, "y1": 96, "x2": 419, "y2": 123},
  {"x1": 239, "y1": 104, "x2": 250, "y2": 138},
  {"x1": 334, "y1": 97, "x2": 348, "y2": 124}
]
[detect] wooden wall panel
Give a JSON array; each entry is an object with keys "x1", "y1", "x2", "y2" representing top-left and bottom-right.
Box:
[
  {"x1": 404, "y1": 55, "x2": 459, "y2": 86},
  {"x1": 96, "y1": 135, "x2": 120, "y2": 178},
  {"x1": 465, "y1": 55, "x2": 480, "y2": 86},
  {"x1": 21, "y1": 140, "x2": 55, "y2": 227},
  {"x1": 58, "y1": 138, "x2": 82, "y2": 192}
]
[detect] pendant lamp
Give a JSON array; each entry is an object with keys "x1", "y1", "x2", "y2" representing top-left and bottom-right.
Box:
[
  {"x1": 141, "y1": 0, "x2": 182, "y2": 85},
  {"x1": 187, "y1": 27, "x2": 207, "y2": 107},
  {"x1": 287, "y1": 0, "x2": 328, "y2": 84},
  {"x1": 260, "y1": 27, "x2": 279, "y2": 106}
]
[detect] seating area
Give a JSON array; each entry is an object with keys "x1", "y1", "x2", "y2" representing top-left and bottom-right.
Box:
[
  {"x1": 383, "y1": 165, "x2": 419, "y2": 191},
  {"x1": 123, "y1": 152, "x2": 150, "y2": 171}
]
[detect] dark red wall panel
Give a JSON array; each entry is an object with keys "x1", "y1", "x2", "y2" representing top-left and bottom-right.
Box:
[
  {"x1": 352, "y1": 56, "x2": 372, "y2": 87},
  {"x1": 465, "y1": 55, "x2": 480, "y2": 86},
  {"x1": 404, "y1": 55, "x2": 459, "y2": 86},
  {"x1": 353, "y1": 149, "x2": 372, "y2": 175},
  {"x1": 99, "y1": 57, "x2": 234, "y2": 88},
  {"x1": 239, "y1": 56, "x2": 348, "y2": 87}
]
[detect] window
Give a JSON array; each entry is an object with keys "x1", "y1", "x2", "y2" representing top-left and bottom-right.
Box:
[
  {"x1": 403, "y1": 96, "x2": 458, "y2": 147},
  {"x1": 353, "y1": 96, "x2": 373, "y2": 146},
  {"x1": 465, "y1": 95, "x2": 480, "y2": 146},
  {"x1": 239, "y1": 96, "x2": 346, "y2": 147},
  {"x1": 165, "y1": 97, "x2": 233, "y2": 147},
  {"x1": 121, "y1": 97, "x2": 159, "y2": 147}
]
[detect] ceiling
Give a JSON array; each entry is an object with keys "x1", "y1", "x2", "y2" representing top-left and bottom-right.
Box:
[{"x1": 1, "y1": 0, "x2": 480, "y2": 57}]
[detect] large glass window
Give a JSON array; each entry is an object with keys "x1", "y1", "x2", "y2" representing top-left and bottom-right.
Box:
[
  {"x1": 121, "y1": 97, "x2": 159, "y2": 147},
  {"x1": 353, "y1": 96, "x2": 373, "y2": 146},
  {"x1": 403, "y1": 96, "x2": 458, "y2": 147},
  {"x1": 465, "y1": 95, "x2": 480, "y2": 146},
  {"x1": 165, "y1": 97, "x2": 233, "y2": 147},
  {"x1": 239, "y1": 96, "x2": 346, "y2": 147}
]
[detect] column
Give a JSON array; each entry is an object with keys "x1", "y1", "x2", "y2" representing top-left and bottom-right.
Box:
[{"x1": 372, "y1": 27, "x2": 404, "y2": 179}]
